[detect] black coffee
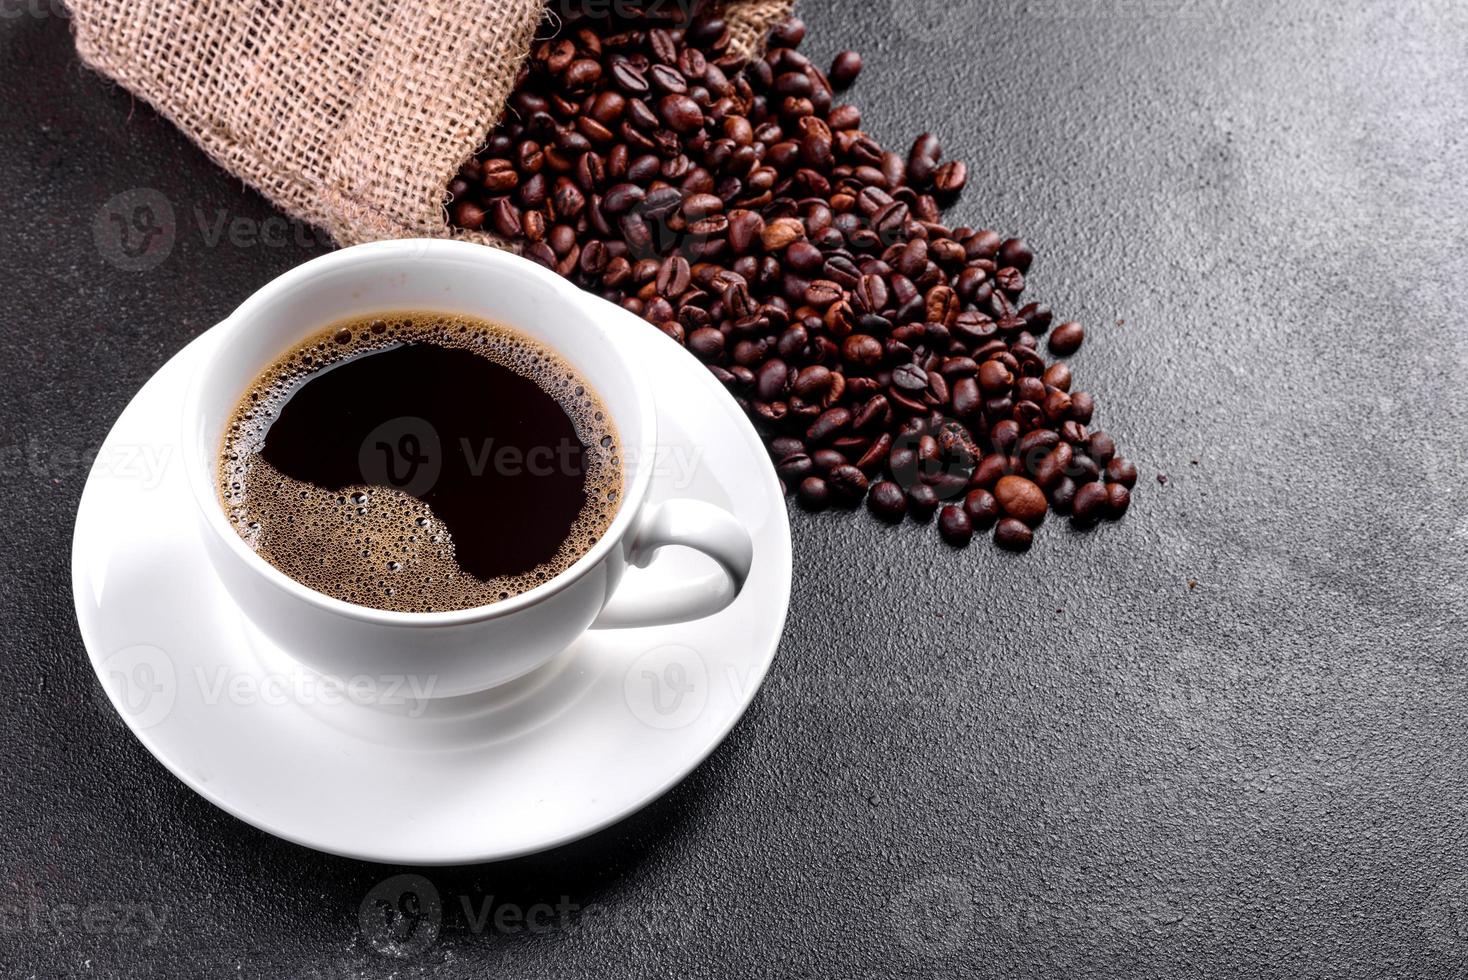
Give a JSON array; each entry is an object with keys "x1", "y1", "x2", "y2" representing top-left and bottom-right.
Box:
[{"x1": 218, "y1": 312, "x2": 622, "y2": 612}]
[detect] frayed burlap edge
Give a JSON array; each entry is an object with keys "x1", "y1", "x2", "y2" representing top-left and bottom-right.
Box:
[{"x1": 68, "y1": 0, "x2": 795, "y2": 250}]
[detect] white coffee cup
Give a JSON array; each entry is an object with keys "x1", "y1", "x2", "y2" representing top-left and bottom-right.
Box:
[{"x1": 181, "y1": 239, "x2": 754, "y2": 698}]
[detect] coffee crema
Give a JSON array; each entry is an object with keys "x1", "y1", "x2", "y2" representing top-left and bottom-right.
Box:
[{"x1": 217, "y1": 312, "x2": 623, "y2": 613}]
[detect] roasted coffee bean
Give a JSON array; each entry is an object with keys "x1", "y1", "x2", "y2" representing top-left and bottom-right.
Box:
[
  {"x1": 812, "y1": 448, "x2": 846, "y2": 472},
  {"x1": 658, "y1": 94, "x2": 705, "y2": 133},
  {"x1": 1068, "y1": 391, "x2": 1095, "y2": 424},
  {"x1": 970, "y1": 453, "x2": 1008, "y2": 490},
  {"x1": 994, "y1": 517, "x2": 1033, "y2": 551},
  {"x1": 797, "y1": 475, "x2": 830, "y2": 510},
  {"x1": 1070, "y1": 452, "x2": 1102, "y2": 484},
  {"x1": 770, "y1": 16, "x2": 807, "y2": 47},
  {"x1": 1107, "y1": 482, "x2": 1132, "y2": 517},
  {"x1": 807, "y1": 406, "x2": 851, "y2": 443},
  {"x1": 1016, "y1": 428, "x2": 1059, "y2": 460},
  {"x1": 977, "y1": 359, "x2": 1013, "y2": 396},
  {"x1": 1058, "y1": 420, "x2": 1087, "y2": 445},
  {"x1": 601, "y1": 182, "x2": 645, "y2": 215},
  {"x1": 962, "y1": 489, "x2": 999, "y2": 529},
  {"x1": 776, "y1": 453, "x2": 814, "y2": 481},
  {"x1": 951, "y1": 376, "x2": 981, "y2": 417},
  {"x1": 650, "y1": 63, "x2": 688, "y2": 94},
  {"x1": 688, "y1": 326, "x2": 725, "y2": 361},
  {"x1": 932, "y1": 161, "x2": 967, "y2": 196},
  {"x1": 762, "y1": 217, "x2": 805, "y2": 250},
  {"x1": 1032, "y1": 443, "x2": 1072, "y2": 489},
  {"x1": 892, "y1": 362, "x2": 928, "y2": 392},
  {"x1": 451, "y1": 200, "x2": 485, "y2": 230},
  {"x1": 770, "y1": 437, "x2": 805, "y2": 461},
  {"x1": 907, "y1": 132, "x2": 941, "y2": 184},
  {"x1": 830, "y1": 51, "x2": 862, "y2": 88},
  {"x1": 448, "y1": 12, "x2": 1130, "y2": 551},
  {"x1": 906, "y1": 483, "x2": 940, "y2": 521},
  {"x1": 1042, "y1": 362, "x2": 1072, "y2": 391},
  {"x1": 867, "y1": 480, "x2": 906, "y2": 521},
  {"x1": 656, "y1": 255, "x2": 691, "y2": 296},
  {"x1": 842, "y1": 333, "x2": 883, "y2": 369},
  {"x1": 1017, "y1": 376, "x2": 1046, "y2": 405},
  {"x1": 1049, "y1": 321, "x2": 1085, "y2": 356},
  {"x1": 998, "y1": 237, "x2": 1033, "y2": 272},
  {"x1": 565, "y1": 58, "x2": 603, "y2": 90},
  {"x1": 1050, "y1": 477, "x2": 1078, "y2": 514},
  {"x1": 990, "y1": 420, "x2": 1021, "y2": 455},
  {"x1": 1105, "y1": 457, "x2": 1138, "y2": 487},
  {"x1": 1086, "y1": 431, "x2": 1116, "y2": 466},
  {"x1": 1043, "y1": 389, "x2": 1072, "y2": 423},
  {"x1": 994, "y1": 475, "x2": 1047, "y2": 526},
  {"x1": 757, "y1": 358, "x2": 790, "y2": 401},
  {"x1": 727, "y1": 209, "x2": 764, "y2": 253},
  {"x1": 1071, "y1": 481, "x2": 1109, "y2": 525},
  {"x1": 828, "y1": 464, "x2": 869, "y2": 502},
  {"x1": 938, "y1": 505, "x2": 972, "y2": 545},
  {"x1": 786, "y1": 240, "x2": 824, "y2": 273}
]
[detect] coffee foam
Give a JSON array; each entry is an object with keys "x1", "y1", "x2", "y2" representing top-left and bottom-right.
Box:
[{"x1": 217, "y1": 312, "x2": 623, "y2": 613}]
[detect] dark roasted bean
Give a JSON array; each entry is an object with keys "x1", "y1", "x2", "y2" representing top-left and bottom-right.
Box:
[
  {"x1": 807, "y1": 407, "x2": 851, "y2": 443},
  {"x1": 1105, "y1": 457, "x2": 1138, "y2": 487},
  {"x1": 867, "y1": 480, "x2": 906, "y2": 521},
  {"x1": 906, "y1": 483, "x2": 939, "y2": 521},
  {"x1": 977, "y1": 359, "x2": 1013, "y2": 396},
  {"x1": 1071, "y1": 481, "x2": 1109, "y2": 524},
  {"x1": 932, "y1": 161, "x2": 967, "y2": 195},
  {"x1": 658, "y1": 93, "x2": 704, "y2": 133},
  {"x1": 1049, "y1": 477, "x2": 1078, "y2": 514},
  {"x1": 1086, "y1": 431, "x2": 1116, "y2": 466},
  {"x1": 688, "y1": 327, "x2": 724, "y2": 361},
  {"x1": 994, "y1": 517, "x2": 1033, "y2": 551},
  {"x1": 1042, "y1": 362, "x2": 1072, "y2": 391},
  {"x1": 1049, "y1": 321, "x2": 1085, "y2": 356},
  {"x1": 892, "y1": 362, "x2": 927, "y2": 392},
  {"x1": 451, "y1": 200, "x2": 485, "y2": 230},
  {"x1": 797, "y1": 475, "x2": 830, "y2": 510},
  {"x1": 998, "y1": 238, "x2": 1033, "y2": 272},
  {"x1": 828, "y1": 464, "x2": 869, "y2": 502},
  {"x1": 812, "y1": 448, "x2": 846, "y2": 472},
  {"x1": 770, "y1": 437, "x2": 805, "y2": 461},
  {"x1": 1068, "y1": 391, "x2": 1095, "y2": 424},
  {"x1": 776, "y1": 453, "x2": 814, "y2": 481},
  {"x1": 938, "y1": 505, "x2": 972, "y2": 545},
  {"x1": 757, "y1": 359, "x2": 790, "y2": 401},
  {"x1": 963, "y1": 488, "x2": 999, "y2": 529},
  {"x1": 1107, "y1": 483, "x2": 1132, "y2": 517},
  {"x1": 830, "y1": 51, "x2": 862, "y2": 88}
]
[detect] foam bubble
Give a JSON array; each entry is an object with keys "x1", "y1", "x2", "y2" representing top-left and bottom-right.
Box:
[{"x1": 217, "y1": 312, "x2": 623, "y2": 613}]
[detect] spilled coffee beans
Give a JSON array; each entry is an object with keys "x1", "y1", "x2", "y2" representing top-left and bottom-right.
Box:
[{"x1": 450, "y1": 6, "x2": 1134, "y2": 551}]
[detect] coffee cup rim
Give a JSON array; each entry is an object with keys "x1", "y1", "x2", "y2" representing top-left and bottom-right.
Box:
[{"x1": 180, "y1": 239, "x2": 659, "y2": 627}]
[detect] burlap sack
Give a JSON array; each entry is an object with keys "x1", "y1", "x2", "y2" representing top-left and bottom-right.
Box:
[{"x1": 67, "y1": 0, "x2": 793, "y2": 248}]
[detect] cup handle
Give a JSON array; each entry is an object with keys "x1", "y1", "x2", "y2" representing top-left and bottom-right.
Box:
[{"x1": 589, "y1": 499, "x2": 754, "y2": 629}]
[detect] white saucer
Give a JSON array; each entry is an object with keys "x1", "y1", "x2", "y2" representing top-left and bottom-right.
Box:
[{"x1": 73, "y1": 311, "x2": 791, "y2": 865}]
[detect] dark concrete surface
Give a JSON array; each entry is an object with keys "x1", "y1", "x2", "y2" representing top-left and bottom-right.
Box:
[{"x1": 3, "y1": 1, "x2": 1467, "y2": 976}]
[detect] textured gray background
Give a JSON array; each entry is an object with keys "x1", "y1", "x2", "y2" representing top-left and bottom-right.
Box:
[{"x1": 4, "y1": 0, "x2": 1468, "y2": 976}]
